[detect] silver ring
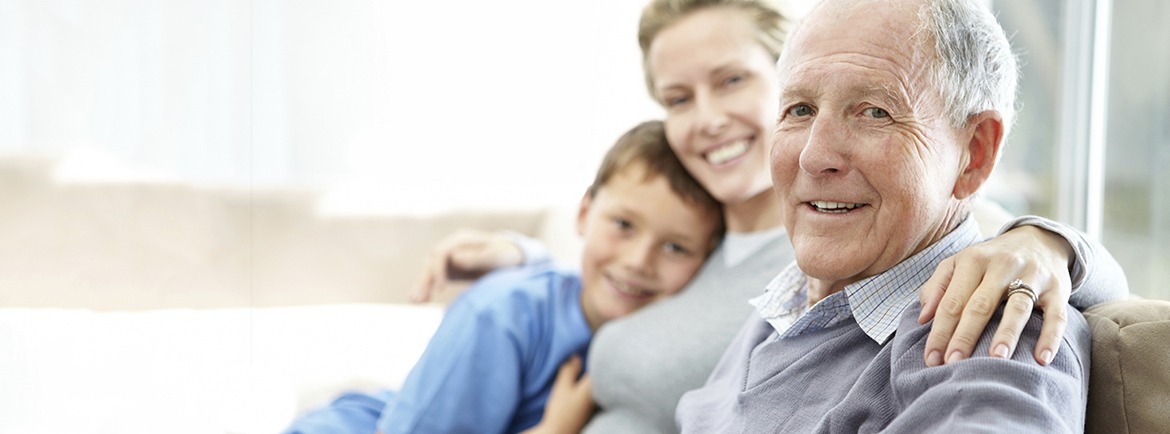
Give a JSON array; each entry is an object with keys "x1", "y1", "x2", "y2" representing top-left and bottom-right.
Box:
[{"x1": 1006, "y1": 279, "x2": 1038, "y2": 304}]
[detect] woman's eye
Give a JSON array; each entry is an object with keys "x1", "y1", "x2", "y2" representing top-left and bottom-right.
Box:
[
  {"x1": 613, "y1": 218, "x2": 633, "y2": 231},
  {"x1": 863, "y1": 107, "x2": 890, "y2": 118},
  {"x1": 787, "y1": 104, "x2": 814, "y2": 117},
  {"x1": 664, "y1": 95, "x2": 689, "y2": 107},
  {"x1": 723, "y1": 74, "x2": 744, "y2": 86}
]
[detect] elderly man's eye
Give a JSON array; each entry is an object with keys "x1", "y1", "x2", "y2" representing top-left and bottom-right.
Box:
[
  {"x1": 863, "y1": 107, "x2": 890, "y2": 118},
  {"x1": 787, "y1": 104, "x2": 814, "y2": 117}
]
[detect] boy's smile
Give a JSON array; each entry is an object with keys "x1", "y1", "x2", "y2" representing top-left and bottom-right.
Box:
[{"x1": 575, "y1": 162, "x2": 719, "y2": 330}]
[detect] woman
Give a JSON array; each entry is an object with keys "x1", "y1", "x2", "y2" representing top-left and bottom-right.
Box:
[{"x1": 413, "y1": 0, "x2": 1127, "y2": 432}]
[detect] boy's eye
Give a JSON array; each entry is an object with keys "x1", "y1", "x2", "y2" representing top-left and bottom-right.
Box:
[
  {"x1": 863, "y1": 107, "x2": 890, "y2": 118},
  {"x1": 664, "y1": 242, "x2": 691, "y2": 256},
  {"x1": 787, "y1": 104, "x2": 814, "y2": 117}
]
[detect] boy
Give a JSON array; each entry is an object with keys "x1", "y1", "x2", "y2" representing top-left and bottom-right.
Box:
[{"x1": 283, "y1": 120, "x2": 724, "y2": 434}]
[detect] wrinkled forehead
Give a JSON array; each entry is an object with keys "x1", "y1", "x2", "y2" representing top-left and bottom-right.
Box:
[
  {"x1": 778, "y1": 0, "x2": 935, "y2": 94},
  {"x1": 782, "y1": 0, "x2": 932, "y2": 69}
]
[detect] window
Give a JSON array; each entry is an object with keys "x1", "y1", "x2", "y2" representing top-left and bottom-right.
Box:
[{"x1": 992, "y1": 0, "x2": 1170, "y2": 299}]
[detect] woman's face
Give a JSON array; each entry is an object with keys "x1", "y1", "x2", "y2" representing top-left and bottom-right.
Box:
[{"x1": 647, "y1": 8, "x2": 780, "y2": 207}]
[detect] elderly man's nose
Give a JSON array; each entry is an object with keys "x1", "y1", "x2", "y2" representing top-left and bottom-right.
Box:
[{"x1": 799, "y1": 120, "x2": 848, "y2": 175}]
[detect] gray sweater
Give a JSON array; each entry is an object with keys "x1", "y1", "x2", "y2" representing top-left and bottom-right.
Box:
[
  {"x1": 577, "y1": 216, "x2": 1126, "y2": 434},
  {"x1": 582, "y1": 232, "x2": 794, "y2": 434},
  {"x1": 507, "y1": 214, "x2": 1127, "y2": 433},
  {"x1": 676, "y1": 300, "x2": 1091, "y2": 433},
  {"x1": 675, "y1": 219, "x2": 1094, "y2": 432}
]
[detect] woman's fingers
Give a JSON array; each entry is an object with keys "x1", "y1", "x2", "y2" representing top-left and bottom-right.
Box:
[
  {"x1": 408, "y1": 230, "x2": 491, "y2": 303},
  {"x1": 987, "y1": 285, "x2": 1034, "y2": 359},
  {"x1": 941, "y1": 277, "x2": 1004, "y2": 364},
  {"x1": 918, "y1": 258, "x2": 954, "y2": 324},
  {"x1": 922, "y1": 224, "x2": 1078, "y2": 366},
  {"x1": 1031, "y1": 289, "x2": 1069, "y2": 365},
  {"x1": 922, "y1": 256, "x2": 985, "y2": 366},
  {"x1": 408, "y1": 247, "x2": 446, "y2": 303}
]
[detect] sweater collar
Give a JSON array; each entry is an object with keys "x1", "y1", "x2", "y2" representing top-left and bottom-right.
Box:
[{"x1": 751, "y1": 217, "x2": 982, "y2": 344}]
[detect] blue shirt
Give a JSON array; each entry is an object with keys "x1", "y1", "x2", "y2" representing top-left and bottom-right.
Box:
[
  {"x1": 282, "y1": 266, "x2": 593, "y2": 434},
  {"x1": 378, "y1": 265, "x2": 592, "y2": 434}
]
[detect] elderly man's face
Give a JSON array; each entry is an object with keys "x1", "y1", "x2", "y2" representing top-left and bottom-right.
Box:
[{"x1": 769, "y1": 1, "x2": 970, "y2": 291}]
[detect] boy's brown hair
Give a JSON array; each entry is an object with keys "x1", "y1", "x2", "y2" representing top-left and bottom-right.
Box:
[{"x1": 587, "y1": 120, "x2": 725, "y2": 248}]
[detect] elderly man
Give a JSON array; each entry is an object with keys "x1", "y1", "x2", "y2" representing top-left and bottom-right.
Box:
[{"x1": 675, "y1": 0, "x2": 1094, "y2": 432}]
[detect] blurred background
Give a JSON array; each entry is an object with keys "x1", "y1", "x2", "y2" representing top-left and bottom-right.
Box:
[
  {"x1": 992, "y1": 0, "x2": 1170, "y2": 301},
  {"x1": 3, "y1": 0, "x2": 1161, "y2": 298},
  {"x1": 0, "y1": 0, "x2": 1166, "y2": 432}
]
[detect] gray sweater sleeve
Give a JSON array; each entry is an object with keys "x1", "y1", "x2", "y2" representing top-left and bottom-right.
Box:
[
  {"x1": 887, "y1": 304, "x2": 1092, "y2": 433},
  {"x1": 999, "y1": 215, "x2": 1130, "y2": 308},
  {"x1": 502, "y1": 231, "x2": 553, "y2": 268}
]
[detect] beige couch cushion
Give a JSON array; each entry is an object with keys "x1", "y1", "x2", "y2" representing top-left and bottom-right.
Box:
[{"x1": 1083, "y1": 298, "x2": 1170, "y2": 434}]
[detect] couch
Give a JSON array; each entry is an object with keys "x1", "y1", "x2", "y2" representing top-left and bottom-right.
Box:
[
  {"x1": 1083, "y1": 298, "x2": 1170, "y2": 433},
  {"x1": 0, "y1": 156, "x2": 569, "y2": 433}
]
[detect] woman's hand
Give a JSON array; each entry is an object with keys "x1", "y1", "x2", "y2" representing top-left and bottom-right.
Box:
[
  {"x1": 918, "y1": 225, "x2": 1073, "y2": 366},
  {"x1": 409, "y1": 229, "x2": 524, "y2": 303},
  {"x1": 521, "y1": 356, "x2": 594, "y2": 434}
]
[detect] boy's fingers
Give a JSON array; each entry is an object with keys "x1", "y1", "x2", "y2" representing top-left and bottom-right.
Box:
[
  {"x1": 574, "y1": 373, "x2": 593, "y2": 398},
  {"x1": 558, "y1": 356, "x2": 582, "y2": 381},
  {"x1": 553, "y1": 356, "x2": 588, "y2": 394}
]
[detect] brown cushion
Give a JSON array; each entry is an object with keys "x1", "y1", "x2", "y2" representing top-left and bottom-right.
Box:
[{"x1": 1083, "y1": 298, "x2": 1170, "y2": 434}]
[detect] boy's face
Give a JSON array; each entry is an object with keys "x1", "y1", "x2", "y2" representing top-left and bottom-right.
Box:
[{"x1": 576, "y1": 162, "x2": 719, "y2": 331}]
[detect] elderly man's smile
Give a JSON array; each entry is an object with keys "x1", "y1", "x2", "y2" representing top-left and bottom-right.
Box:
[{"x1": 809, "y1": 200, "x2": 863, "y2": 213}]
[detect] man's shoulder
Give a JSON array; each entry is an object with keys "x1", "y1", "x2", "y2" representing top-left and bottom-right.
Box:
[{"x1": 891, "y1": 302, "x2": 1091, "y2": 370}]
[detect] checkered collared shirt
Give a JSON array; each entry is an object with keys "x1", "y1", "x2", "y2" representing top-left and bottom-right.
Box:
[{"x1": 749, "y1": 217, "x2": 983, "y2": 344}]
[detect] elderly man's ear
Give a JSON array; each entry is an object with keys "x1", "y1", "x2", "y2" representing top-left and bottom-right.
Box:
[{"x1": 953, "y1": 111, "x2": 1005, "y2": 199}]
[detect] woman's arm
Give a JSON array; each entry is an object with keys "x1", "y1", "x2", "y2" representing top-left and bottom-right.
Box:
[
  {"x1": 918, "y1": 215, "x2": 1130, "y2": 366},
  {"x1": 409, "y1": 229, "x2": 549, "y2": 302}
]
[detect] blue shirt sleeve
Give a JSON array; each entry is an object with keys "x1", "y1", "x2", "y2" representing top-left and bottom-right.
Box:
[
  {"x1": 376, "y1": 272, "x2": 531, "y2": 434},
  {"x1": 502, "y1": 231, "x2": 553, "y2": 268}
]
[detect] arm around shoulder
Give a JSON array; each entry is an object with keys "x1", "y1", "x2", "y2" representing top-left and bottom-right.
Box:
[{"x1": 1001, "y1": 215, "x2": 1130, "y2": 308}]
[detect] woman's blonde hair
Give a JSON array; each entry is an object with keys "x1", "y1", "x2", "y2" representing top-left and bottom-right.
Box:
[{"x1": 637, "y1": 0, "x2": 794, "y2": 100}]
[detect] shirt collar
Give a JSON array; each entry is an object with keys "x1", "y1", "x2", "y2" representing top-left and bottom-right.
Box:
[{"x1": 751, "y1": 217, "x2": 982, "y2": 344}]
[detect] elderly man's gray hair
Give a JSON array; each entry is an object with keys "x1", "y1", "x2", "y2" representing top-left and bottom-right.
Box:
[{"x1": 922, "y1": 0, "x2": 1020, "y2": 136}]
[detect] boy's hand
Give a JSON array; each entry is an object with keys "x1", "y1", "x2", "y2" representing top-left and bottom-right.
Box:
[
  {"x1": 522, "y1": 355, "x2": 594, "y2": 434},
  {"x1": 918, "y1": 225, "x2": 1073, "y2": 366},
  {"x1": 410, "y1": 229, "x2": 523, "y2": 303}
]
